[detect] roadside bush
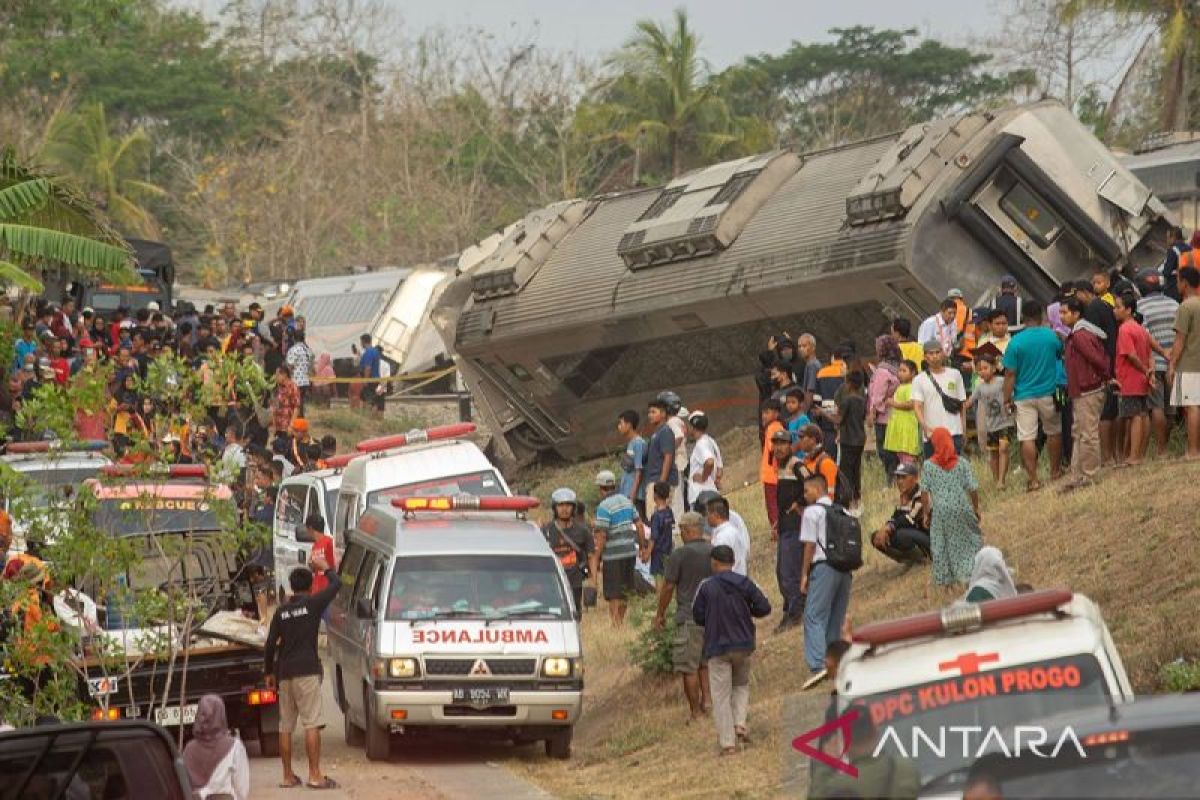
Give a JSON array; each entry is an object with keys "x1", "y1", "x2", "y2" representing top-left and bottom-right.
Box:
[
  {"x1": 1161, "y1": 658, "x2": 1200, "y2": 691},
  {"x1": 627, "y1": 596, "x2": 674, "y2": 675}
]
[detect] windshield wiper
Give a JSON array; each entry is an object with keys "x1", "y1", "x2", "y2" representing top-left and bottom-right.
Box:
[{"x1": 485, "y1": 607, "x2": 557, "y2": 624}]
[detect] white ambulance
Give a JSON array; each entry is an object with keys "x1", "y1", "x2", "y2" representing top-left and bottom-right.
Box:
[
  {"x1": 330, "y1": 423, "x2": 511, "y2": 540},
  {"x1": 832, "y1": 590, "x2": 1133, "y2": 793},
  {"x1": 327, "y1": 494, "x2": 582, "y2": 761},
  {"x1": 272, "y1": 467, "x2": 342, "y2": 600}
]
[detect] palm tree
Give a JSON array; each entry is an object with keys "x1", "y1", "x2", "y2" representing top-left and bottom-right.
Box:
[
  {"x1": 42, "y1": 103, "x2": 166, "y2": 237},
  {"x1": 0, "y1": 149, "x2": 133, "y2": 294},
  {"x1": 595, "y1": 9, "x2": 769, "y2": 178},
  {"x1": 1065, "y1": 0, "x2": 1197, "y2": 129}
]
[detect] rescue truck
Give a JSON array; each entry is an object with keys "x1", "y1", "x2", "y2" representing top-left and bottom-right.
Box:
[
  {"x1": 835, "y1": 590, "x2": 1133, "y2": 787},
  {"x1": 327, "y1": 495, "x2": 583, "y2": 761},
  {"x1": 70, "y1": 465, "x2": 281, "y2": 755},
  {"x1": 329, "y1": 423, "x2": 511, "y2": 540}
]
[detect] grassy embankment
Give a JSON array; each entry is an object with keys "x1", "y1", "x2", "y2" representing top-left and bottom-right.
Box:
[{"x1": 508, "y1": 431, "x2": 1200, "y2": 799}]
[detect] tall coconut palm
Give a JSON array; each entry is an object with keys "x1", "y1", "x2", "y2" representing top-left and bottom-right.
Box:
[
  {"x1": 42, "y1": 103, "x2": 166, "y2": 238},
  {"x1": 1065, "y1": 0, "x2": 1197, "y2": 129},
  {"x1": 596, "y1": 9, "x2": 770, "y2": 178},
  {"x1": 0, "y1": 149, "x2": 133, "y2": 294}
]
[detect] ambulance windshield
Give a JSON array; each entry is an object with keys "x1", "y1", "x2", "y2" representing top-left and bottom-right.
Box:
[{"x1": 386, "y1": 554, "x2": 569, "y2": 621}]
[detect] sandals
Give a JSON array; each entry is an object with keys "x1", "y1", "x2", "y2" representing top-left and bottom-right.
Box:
[
  {"x1": 735, "y1": 726, "x2": 751, "y2": 744},
  {"x1": 278, "y1": 777, "x2": 302, "y2": 788},
  {"x1": 307, "y1": 777, "x2": 339, "y2": 790}
]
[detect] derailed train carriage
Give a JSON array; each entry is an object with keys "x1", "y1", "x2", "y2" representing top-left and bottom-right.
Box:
[{"x1": 433, "y1": 101, "x2": 1173, "y2": 465}]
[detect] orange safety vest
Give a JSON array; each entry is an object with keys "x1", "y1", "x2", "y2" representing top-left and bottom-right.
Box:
[
  {"x1": 954, "y1": 299, "x2": 977, "y2": 359},
  {"x1": 1181, "y1": 249, "x2": 1199, "y2": 270}
]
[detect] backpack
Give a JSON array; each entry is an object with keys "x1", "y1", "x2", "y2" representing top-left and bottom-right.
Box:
[{"x1": 819, "y1": 504, "x2": 863, "y2": 573}]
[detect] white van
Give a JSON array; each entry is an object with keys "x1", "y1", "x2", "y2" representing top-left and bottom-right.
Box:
[
  {"x1": 834, "y1": 590, "x2": 1133, "y2": 790},
  {"x1": 327, "y1": 495, "x2": 582, "y2": 761},
  {"x1": 272, "y1": 468, "x2": 342, "y2": 599},
  {"x1": 331, "y1": 424, "x2": 511, "y2": 540}
]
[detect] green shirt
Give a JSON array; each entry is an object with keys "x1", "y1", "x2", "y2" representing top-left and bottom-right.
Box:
[{"x1": 1175, "y1": 297, "x2": 1200, "y2": 373}]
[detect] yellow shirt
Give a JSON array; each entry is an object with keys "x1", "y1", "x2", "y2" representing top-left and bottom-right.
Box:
[{"x1": 898, "y1": 340, "x2": 925, "y2": 369}]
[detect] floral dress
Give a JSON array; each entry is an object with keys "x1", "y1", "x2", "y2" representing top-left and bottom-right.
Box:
[
  {"x1": 883, "y1": 383, "x2": 921, "y2": 456},
  {"x1": 920, "y1": 459, "x2": 982, "y2": 585}
]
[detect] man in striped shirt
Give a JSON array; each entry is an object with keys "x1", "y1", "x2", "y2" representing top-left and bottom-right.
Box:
[
  {"x1": 1136, "y1": 268, "x2": 1179, "y2": 454},
  {"x1": 593, "y1": 470, "x2": 647, "y2": 626}
]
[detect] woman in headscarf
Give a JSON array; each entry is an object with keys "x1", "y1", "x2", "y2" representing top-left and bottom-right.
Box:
[
  {"x1": 868, "y1": 334, "x2": 902, "y2": 480},
  {"x1": 182, "y1": 694, "x2": 249, "y2": 800},
  {"x1": 919, "y1": 427, "x2": 982, "y2": 587},
  {"x1": 963, "y1": 546, "x2": 1017, "y2": 603},
  {"x1": 311, "y1": 352, "x2": 336, "y2": 408}
]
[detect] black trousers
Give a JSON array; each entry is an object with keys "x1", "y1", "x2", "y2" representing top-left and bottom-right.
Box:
[
  {"x1": 877, "y1": 527, "x2": 931, "y2": 563},
  {"x1": 840, "y1": 444, "x2": 864, "y2": 502},
  {"x1": 776, "y1": 530, "x2": 805, "y2": 619}
]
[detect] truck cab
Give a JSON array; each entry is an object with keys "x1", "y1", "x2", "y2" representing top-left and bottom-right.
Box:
[
  {"x1": 327, "y1": 494, "x2": 582, "y2": 762},
  {"x1": 835, "y1": 590, "x2": 1133, "y2": 788},
  {"x1": 273, "y1": 468, "x2": 342, "y2": 599},
  {"x1": 331, "y1": 423, "x2": 511, "y2": 541},
  {"x1": 0, "y1": 440, "x2": 111, "y2": 553}
]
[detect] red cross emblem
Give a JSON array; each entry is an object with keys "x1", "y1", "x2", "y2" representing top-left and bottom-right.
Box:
[{"x1": 938, "y1": 651, "x2": 999, "y2": 676}]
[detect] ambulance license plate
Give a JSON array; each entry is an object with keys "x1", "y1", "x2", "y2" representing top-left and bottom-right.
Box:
[{"x1": 452, "y1": 686, "x2": 510, "y2": 706}]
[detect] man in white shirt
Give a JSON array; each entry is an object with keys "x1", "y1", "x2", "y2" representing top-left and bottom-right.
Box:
[
  {"x1": 917, "y1": 297, "x2": 961, "y2": 356},
  {"x1": 703, "y1": 496, "x2": 749, "y2": 576},
  {"x1": 799, "y1": 474, "x2": 851, "y2": 688},
  {"x1": 665, "y1": 400, "x2": 688, "y2": 526},
  {"x1": 686, "y1": 411, "x2": 722, "y2": 505},
  {"x1": 910, "y1": 340, "x2": 968, "y2": 456}
]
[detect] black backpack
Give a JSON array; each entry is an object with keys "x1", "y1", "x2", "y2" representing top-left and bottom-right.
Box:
[{"x1": 819, "y1": 504, "x2": 863, "y2": 573}]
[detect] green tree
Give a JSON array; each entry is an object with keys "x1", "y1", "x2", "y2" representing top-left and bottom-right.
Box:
[
  {"x1": 1064, "y1": 0, "x2": 1198, "y2": 130},
  {"x1": 43, "y1": 103, "x2": 166, "y2": 238},
  {"x1": 584, "y1": 8, "x2": 770, "y2": 179},
  {"x1": 736, "y1": 27, "x2": 1030, "y2": 150},
  {"x1": 0, "y1": 149, "x2": 133, "y2": 294}
]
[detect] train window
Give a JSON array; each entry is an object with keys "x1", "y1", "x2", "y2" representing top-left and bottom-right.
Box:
[{"x1": 1000, "y1": 181, "x2": 1063, "y2": 247}]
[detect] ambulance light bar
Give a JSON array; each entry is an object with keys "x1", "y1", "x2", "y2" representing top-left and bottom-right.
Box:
[
  {"x1": 323, "y1": 453, "x2": 355, "y2": 469},
  {"x1": 7, "y1": 440, "x2": 108, "y2": 454},
  {"x1": 392, "y1": 495, "x2": 540, "y2": 513},
  {"x1": 852, "y1": 589, "x2": 1073, "y2": 646},
  {"x1": 101, "y1": 464, "x2": 208, "y2": 479},
  {"x1": 355, "y1": 423, "x2": 477, "y2": 454}
]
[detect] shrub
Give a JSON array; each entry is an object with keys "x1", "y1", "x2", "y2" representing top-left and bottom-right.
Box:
[{"x1": 627, "y1": 596, "x2": 674, "y2": 675}]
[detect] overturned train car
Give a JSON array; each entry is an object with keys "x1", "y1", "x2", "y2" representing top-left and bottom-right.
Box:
[{"x1": 434, "y1": 101, "x2": 1172, "y2": 465}]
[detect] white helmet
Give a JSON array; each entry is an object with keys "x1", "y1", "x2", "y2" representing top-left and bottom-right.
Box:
[{"x1": 551, "y1": 487, "x2": 577, "y2": 505}]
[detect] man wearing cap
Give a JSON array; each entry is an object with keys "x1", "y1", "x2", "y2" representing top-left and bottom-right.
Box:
[
  {"x1": 911, "y1": 340, "x2": 967, "y2": 455},
  {"x1": 593, "y1": 470, "x2": 646, "y2": 626},
  {"x1": 686, "y1": 411, "x2": 721, "y2": 505},
  {"x1": 1137, "y1": 268, "x2": 1179, "y2": 453},
  {"x1": 871, "y1": 463, "x2": 930, "y2": 563},
  {"x1": 692, "y1": 543, "x2": 771, "y2": 754},
  {"x1": 771, "y1": 429, "x2": 805, "y2": 632},
  {"x1": 654, "y1": 511, "x2": 713, "y2": 720}
]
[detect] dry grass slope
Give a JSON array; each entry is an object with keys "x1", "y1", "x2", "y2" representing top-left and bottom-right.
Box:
[{"x1": 509, "y1": 440, "x2": 1200, "y2": 799}]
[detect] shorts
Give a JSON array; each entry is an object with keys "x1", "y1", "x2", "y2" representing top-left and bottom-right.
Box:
[
  {"x1": 1119, "y1": 395, "x2": 1149, "y2": 418},
  {"x1": 671, "y1": 620, "x2": 705, "y2": 674},
  {"x1": 1149, "y1": 373, "x2": 1166, "y2": 411},
  {"x1": 279, "y1": 674, "x2": 323, "y2": 733},
  {"x1": 1014, "y1": 396, "x2": 1062, "y2": 442},
  {"x1": 1171, "y1": 372, "x2": 1200, "y2": 407},
  {"x1": 649, "y1": 550, "x2": 667, "y2": 576},
  {"x1": 1100, "y1": 384, "x2": 1119, "y2": 421},
  {"x1": 602, "y1": 557, "x2": 636, "y2": 601},
  {"x1": 986, "y1": 427, "x2": 1014, "y2": 449}
]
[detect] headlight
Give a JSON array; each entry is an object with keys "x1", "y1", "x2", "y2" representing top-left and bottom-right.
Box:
[
  {"x1": 389, "y1": 658, "x2": 419, "y2": 678},
  {"x1": 542, "y1": 657, "x2": 572, "y2": 678}
]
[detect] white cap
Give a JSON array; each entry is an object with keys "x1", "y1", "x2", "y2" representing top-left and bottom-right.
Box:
[
  {"x1": 677, "y1": 405, "x2": 690, "y2": 418},
  {"x1": 147, "y1": 301, "x2": 160, "y2": 311},
  {"x1": 595, "y1": 470, "x2": 617, "y2": 488}
]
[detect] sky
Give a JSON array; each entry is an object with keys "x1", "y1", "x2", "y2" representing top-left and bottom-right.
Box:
[{"x1": 181, "y1": 0, "x2": 1001, "y2": 66}]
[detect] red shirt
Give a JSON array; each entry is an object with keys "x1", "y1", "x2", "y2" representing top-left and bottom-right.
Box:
[
  {"x1": 50, "y1": 357, "x2": 70, "y2": 385},
  {"x1": 1115, "y1": 320, "x2": 1152, "y2": 396},
  {"x1": 309, "y1": 534, "x2": 337, "y2": 594}
]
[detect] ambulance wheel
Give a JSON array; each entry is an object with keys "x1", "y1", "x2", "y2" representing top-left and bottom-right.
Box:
[
  {"x1": 544, "y1": 728, "x2": 572, "y2": 760},
  {"x1": 363, "y1": 690, "x2": 390, "y2": 761}
]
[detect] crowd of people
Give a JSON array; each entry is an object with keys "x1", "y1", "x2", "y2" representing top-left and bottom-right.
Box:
[{"x1": 538, "y1": 228, "x2": 1200, "y2": 755}]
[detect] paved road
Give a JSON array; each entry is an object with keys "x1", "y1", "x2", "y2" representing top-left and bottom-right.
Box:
[{"x1": 248, "y1": 665, "x2": 552, "y2": 800}]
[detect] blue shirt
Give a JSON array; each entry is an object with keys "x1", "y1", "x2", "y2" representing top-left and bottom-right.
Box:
[
  {"x1": 643, "y1": 424, "x2": 678, "y2": 487},
  {"x1": 649, "y1": 507, "x2": 675, "y2": 555},
  {"x1": 786, "y1": 413, "x2": 812, "y2": 444},
  {"x1": 1002, "y1": 326, "x2": 1063, "y2": 401},
  {"x1": 13, "y1": 339, "x2": 36, "y2": 373},
  {"x1": 619, "y1": 436, "x2": 647, "y2": 500},
  {"x1": 595, "y1": 493, "x2": 639, "y2": 561},
  {"x1": 359, "y1": 346, "x2": 381, "y2": 378}
]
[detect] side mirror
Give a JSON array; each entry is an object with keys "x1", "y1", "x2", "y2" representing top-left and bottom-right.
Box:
[{"x1": 355, "y1": 597, "x2": 374, "y2": 620}]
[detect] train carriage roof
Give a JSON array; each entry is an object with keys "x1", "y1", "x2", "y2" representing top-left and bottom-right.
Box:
[{"x1": 459, "y1": 132, "x2": 909, "y2": 345}]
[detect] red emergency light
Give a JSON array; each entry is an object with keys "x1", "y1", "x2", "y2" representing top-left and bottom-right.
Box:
[
  {"x1": 323, "y1": 453, "x2": 356, "y2": 469},
  {"x1": 7, "y1": 439, "x2": 107, "y2": 454},
  {"x1": 355, "y1": 423, "x2": 477, "y2": 454},
  {"x1": 852, "y1": 589, "x2": 1074, "y2": 647},
  {"x1": 101, "y1": 463, "x2": 208, "y2": 479},
  {"x1": 392, "y1": 495, "x2": 539, "y2": 513}
]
